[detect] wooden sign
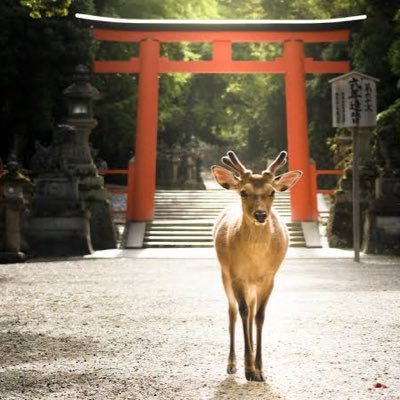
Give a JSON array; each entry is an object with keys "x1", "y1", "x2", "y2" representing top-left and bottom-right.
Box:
[{"x1": 330, "y1": 71, "x2": 378, "y2": 128}]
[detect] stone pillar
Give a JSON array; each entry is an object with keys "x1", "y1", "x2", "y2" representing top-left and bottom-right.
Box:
[{"x1": 27, "y1": 171, "x2": 93, "y2": 257}]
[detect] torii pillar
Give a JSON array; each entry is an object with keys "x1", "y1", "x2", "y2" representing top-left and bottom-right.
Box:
[{"x1": 132, "y1": 39, "x2": 160, "y2": 221}]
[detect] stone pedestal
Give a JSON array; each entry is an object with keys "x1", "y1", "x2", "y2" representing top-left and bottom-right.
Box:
[{"x1": 27, "y1": 174, "x2": 93, "y2": 256}]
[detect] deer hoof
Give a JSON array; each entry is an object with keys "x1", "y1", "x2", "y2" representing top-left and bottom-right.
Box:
[
  {"x1": 227, "y1": 363, "x2": 237, "y2": 374},
  {"x1": 245, "y1": 370, "x2": 256, "y2": 381},
  {"x1": 254, "y1": 370, "x2": 265, "y2": 382},
  {"x1": 245, "y1": 370, "x2": 265, "y2": 382}
]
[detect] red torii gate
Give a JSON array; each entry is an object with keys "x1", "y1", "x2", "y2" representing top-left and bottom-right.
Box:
[{"x1": 76, "y1": 14, "x2": 366, "y2": 222}]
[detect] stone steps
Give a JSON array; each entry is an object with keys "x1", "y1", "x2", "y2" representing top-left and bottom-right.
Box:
[{"x1": 141, "y1": 189, "x2": 306, "y2": 248}]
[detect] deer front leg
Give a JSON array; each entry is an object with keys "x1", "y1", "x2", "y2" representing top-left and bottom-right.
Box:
[
  {"x1": 254, "y1": 284, "x2": 274, "y2": 382},
  {"x1": 227, "y1": 302, "x2": 237, "y2": 374},
  {"x1": 249, "y1": 298, "x2": 256, "y2": 353},
  {"x1": 254, "y1": 302, "x2": 267, "y2": 381},
  {"x1": 238, "y1": 298, "x2": 256, "y2": 381}
]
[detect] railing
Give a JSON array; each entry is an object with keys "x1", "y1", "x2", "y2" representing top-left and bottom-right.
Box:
[
  {"x1": 309, "y1": 161, "x2": 344, "y2": 219},
  {"x1": 315, "y1": 169, "x2": 344, "y2": 195},
  {"x1": 98, "y1": 159, "x2": 135, "y2": 220},
  {"x1": 98, "y1": 169, "x2": 129, "y2": 221}
]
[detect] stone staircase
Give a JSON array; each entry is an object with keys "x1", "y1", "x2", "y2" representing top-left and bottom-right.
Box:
[{"x1": 142, "y1": 189, "x2": 306, "y2": 248}]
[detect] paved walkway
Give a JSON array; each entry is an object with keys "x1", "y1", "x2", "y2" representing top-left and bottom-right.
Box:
[{"x1": 1, "y1": 251, "x2": 399, "y2": 399}]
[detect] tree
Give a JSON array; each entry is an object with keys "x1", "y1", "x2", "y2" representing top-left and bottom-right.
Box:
[
  {"x1": 0, "y1": 0, "x2": 95, "y2": 164},
  {"x1": 19, "y1": 0, "x2": 72, "y2": 18}
]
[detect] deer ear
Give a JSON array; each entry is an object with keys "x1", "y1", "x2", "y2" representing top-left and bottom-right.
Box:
[
  {"x1": 273, "y1": 170, "x2": 302, "y2": 192},
  {"x1": 211, "y1": 166, "x2": 240, "y2": 190}
]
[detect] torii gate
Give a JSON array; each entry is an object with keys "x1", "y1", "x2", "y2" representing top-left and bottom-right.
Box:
[{"x1": 76, "y1": 13, "x2": 366, "y2": 222}]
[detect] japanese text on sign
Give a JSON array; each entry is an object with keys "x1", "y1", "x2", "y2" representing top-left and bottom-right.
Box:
[{"x1": 330, "y1": 72, "x2": 378, "y2": 128}]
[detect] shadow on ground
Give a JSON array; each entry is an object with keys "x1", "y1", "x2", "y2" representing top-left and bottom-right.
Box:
[
  {"x1": 0, "y1": 330, "x2": 98, "y2": 367},
  {"x1": 213, "y1": 375, "x2": 285, "y2": 400},
  {"x1": 0, "y1": 369, "x2": 130, "y2": 399}
]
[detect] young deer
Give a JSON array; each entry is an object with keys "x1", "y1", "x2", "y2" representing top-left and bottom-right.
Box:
[{"x1": 211, "y1": 150, "x2": 302, "y2": 381}]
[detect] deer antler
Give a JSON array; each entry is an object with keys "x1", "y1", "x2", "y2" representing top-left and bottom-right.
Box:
[
  {"x1": 262, "y1": 151, "x2": 287, "y2": 175},
  {"x1": 221, "y1": 151, "x2": 252, "y2": 177}
]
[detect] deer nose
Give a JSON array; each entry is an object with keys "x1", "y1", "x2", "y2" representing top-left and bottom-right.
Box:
[{"x1": 254, "y1": 210, "x2": 267, "y2": 223}]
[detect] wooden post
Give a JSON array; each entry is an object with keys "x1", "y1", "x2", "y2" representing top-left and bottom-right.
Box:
[
  {"x1": 309, "y1": 160, "x2": 318, "y2": 220},
  {"x1": 284, "y1": 40, "x2": 315, "y2": 221},
  {"x1": 352, "y1": 126, "x2": 360, "y2": 262},
  {"x1": 131, "y1": 39, "x2": 160, "y2": 221}
]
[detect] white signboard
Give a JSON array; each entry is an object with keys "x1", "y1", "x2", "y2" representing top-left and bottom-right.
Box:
[{"x1": 330, "y1": 72, "x2": 378, "y2": 128}]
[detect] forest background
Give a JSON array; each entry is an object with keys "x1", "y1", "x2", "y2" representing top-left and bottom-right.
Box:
[{"x1": 1, "y1": 0, "x2": 399, "y2": 173}]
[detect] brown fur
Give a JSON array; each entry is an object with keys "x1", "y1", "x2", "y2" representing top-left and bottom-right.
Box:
[{"x1": 212, "y1": 151, "x2": 302, "y2": 381}]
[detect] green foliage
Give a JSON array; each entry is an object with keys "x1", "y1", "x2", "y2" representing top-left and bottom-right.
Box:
[
  {"x1": 19, "y1": 0, "x2": 72, "y2": 18},
  {"x1": 350, "y1": 0, "x2": 399, "y2": 110},
  {"x1": 0, "y1": 0, "x2": 94, "y2": 163},
  {"x1": 1, "y1": 0, "x2": 400, "y2": 173},
  {"x1": 377, "y1": 98, "x2": 400, "y2": 130},
  {"x1": 388, "y1": 9, "x2": 400, "y2": 88}
]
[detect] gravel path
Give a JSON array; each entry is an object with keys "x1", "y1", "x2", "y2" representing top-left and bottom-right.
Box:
[{"x1": 0, "y1": 256, "x2": 399, "y2": 399}]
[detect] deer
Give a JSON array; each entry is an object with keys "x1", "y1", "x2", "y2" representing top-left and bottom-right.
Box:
[{"x1": 211, "y1": 150, "x2": 302, "y2": 382}]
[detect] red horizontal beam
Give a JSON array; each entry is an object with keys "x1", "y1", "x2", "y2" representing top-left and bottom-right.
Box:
[
  {"x1": 95, "y1": 57, "x2": 349, "y2": 74},
  {"x1": 159, "y1": 57, "x2": 287, "y2": 73},
  {"x1": 304, "y1": 59, "x2": 349, "y2": 74},
  {"x1": 94, "y1": 28, "x2": 350, "y2": 43},
  {"x1": 95, "y1": 60, "x2": 139, "y2": 74}
]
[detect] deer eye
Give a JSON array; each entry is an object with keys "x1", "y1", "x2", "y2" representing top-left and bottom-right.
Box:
[{"x1": 240, "y1": 190, "x2": 248, "y2": 199}]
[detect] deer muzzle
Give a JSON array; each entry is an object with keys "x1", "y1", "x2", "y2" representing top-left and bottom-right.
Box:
[{"x1": 254, "y1": 210, "x2": 267, "y2": 223}]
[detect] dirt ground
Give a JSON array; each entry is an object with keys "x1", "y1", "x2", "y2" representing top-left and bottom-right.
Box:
[{"x1": 0, "y1": 256, "x2": 399, "y2": 399}]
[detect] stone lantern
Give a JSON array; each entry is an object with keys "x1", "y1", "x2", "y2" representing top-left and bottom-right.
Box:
[
  {"x1": 27, "y1": 66, "x2": 117, "y2": 256},
  {"x1": 62, "y1": 64, "x2": 100, "y2": 176},
  {"x1": 64, "y1": 65, "x2": 99, "y2": 122},
  {"x1": 62, "y1": 65, "x2": 117, "y2": 250},
  {"x1": 0, "y1": 154, "x2": 31, "y2": 262}
]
